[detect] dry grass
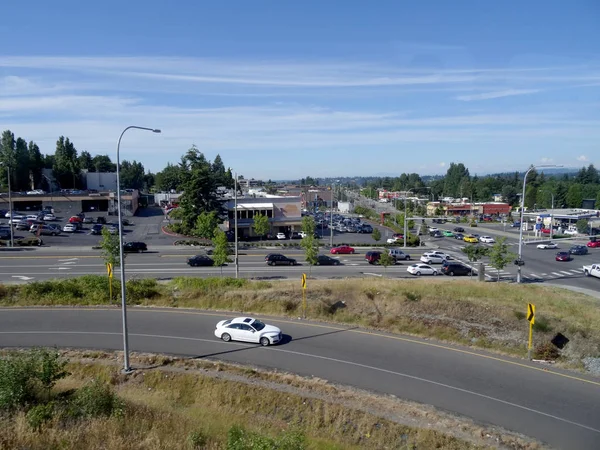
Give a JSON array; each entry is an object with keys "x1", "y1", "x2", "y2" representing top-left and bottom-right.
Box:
[
  {"x1": 1, "y1": 351, "x2": 544, "y2": 449},
  {"x1": 2, "y1": 276, "x2": 600, "y2": 366}
]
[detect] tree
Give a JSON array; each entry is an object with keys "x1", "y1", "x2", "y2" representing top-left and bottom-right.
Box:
[
  {"x1": 487, "y1": 237, "x2": 515, "y2": 281},
  {"x1": 378, "y1": 252, "x2": 395, "y2": 276},
  {"x1": 461, "y1": 245, "x2": 489, "y2": 278},
  {"x1": 53, "y1": 136, "x2": 80, "y2": 189},
  {"x1": 92, "y1": 155, "x2": 116, "y2": 173},
  {"x1": 501, "y1": 185, "x2": 518, "y2": 206},
  {"x1": 443, "y1": 163, "x2": 470, "y2": 198},
  {"x1": 212, "y1": 154, "x2": 227, "y2": 186},
  {"x1": 194, "y1": 211, "x2": 219, "y2": 239},
  {"x1": 119, "y1": 160, "x2": 145, "y2": 189},
  {"x1": 78, "y1": 151, "x2": 94, "y2": 172},
  {"x1": 372, "y1": 228, "x2": 381, "y2": 243},
  {"x1": 0, "y1": 130, "x2": 15, "y2": 190},
  {"x1": 576, "y1": 219, "x2": 590, "y2": 235},
  {"x1": 524, "y1": 185, "x2": 537, "y2": 209},
  {"x1": 155, "y1": 163, "x2": 184, "y2": 192},
  {"x1": 28, "y1": 141, "x2": 44, "y2": 189},
  {"x1": 301, "y1": 216, "x2": 319, "y2": 270},
  {"x1": 99, "y1": 227, "x2": 123, "y2": 268},
  {"x1": 596, "y1": 190, "x2": 600, "y2": 211},
  {"x1": 14, "y1": 138, "x2": 30, "y2": 190},
  {"x1": 566, "y1": 184, "x2": 583, "y2": 208},
  {"x1": 211, "y1": 228, "x2": 231, "y2": 276},
  {"x1": 253, "y1": 213, "x2": 270, "y2": 238}
]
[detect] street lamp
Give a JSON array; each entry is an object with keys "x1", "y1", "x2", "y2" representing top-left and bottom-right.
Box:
[
  {"x1": 0, "y1": 162, "x2": 14, "y2": 247},
  {"x1": 516, "y1": 164, "x2": 562, "y2": 283},
  {"x1": 234, "y1": 172, "x2": 239, "y2": 279},
  {"x1": 329, "y1": 182, "x2": 335, "y2": 247},
  {"x1": 116, "y1": 126, "x2": 161, "y2": 373}
]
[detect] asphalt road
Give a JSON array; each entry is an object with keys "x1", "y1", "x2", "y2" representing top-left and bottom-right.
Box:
[{"x1": 1, "y1": 308, "x2": 599, "y2": 449}]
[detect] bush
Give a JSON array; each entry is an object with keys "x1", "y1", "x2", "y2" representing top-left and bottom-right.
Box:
[
  {"x1": 126, "y1": 278, "x2": 160, "y2": 302},
  {"x1": 533, "y1": 316, "x2": 552, "y2": 332},
  {"x1": 0, "y1": 349, "x2": 68, "y2": 411},
  {"x1": 188, "y1": 430, "x2": 208, "y2": 448},
  {"x1": 70, "y1": 378, "x2": 124, "y2": 418},
  {"x1": 533, "y1": 342, "x2": 560, "y2": 361},
  {"x1": 227, "y1": 425, "x2": 306, "y2": 450},
  {"x1": 170, "y1": 277, "x2": 247, "y2": 292},
  {"x1": 26, "y1": 402, "x2": 55, "y2": 431},
  {"x1": 404, "y1": 291, "x2": 421, "y2": 302}
]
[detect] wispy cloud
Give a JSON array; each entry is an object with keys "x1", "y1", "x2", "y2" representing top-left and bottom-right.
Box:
[
  {"x1": 455, "y1": 89, "x2": 541, "y2": 101},
  {"x1": 576, "y1": 155, "x2": 588, "y2": 161},
  {"x1": 540, "y1": 157, "x2": 554, "y2": 163}
]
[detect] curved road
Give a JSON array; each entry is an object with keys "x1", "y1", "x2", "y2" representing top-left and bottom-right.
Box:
[{"x1": 1, "y1": 308, "x2": 599, "y2": 449}]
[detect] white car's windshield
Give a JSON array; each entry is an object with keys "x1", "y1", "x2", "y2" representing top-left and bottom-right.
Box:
[{"x1": 252, "y1": 320, "x2": 266, "y2": 331}]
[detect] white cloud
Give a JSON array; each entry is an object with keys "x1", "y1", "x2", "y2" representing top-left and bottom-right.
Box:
[
  {"x1": 455, "y1": 89, "x2": 541, "y2": 101},
  {"x1": 577, "y1": 155, "x2": 588, "y2": 161},
  {"x1": 439, "y1": 162, "x2": 446, "y2": 167},
  {"x1": 541, "y1": 157, "x2": 554, "y2": 163}
]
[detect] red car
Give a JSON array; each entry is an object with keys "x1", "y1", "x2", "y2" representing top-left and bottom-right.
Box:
[
  {"x1": 555, "y1": 252, "x2": 572, "y2": 261},
  {"x1": 541, "y1": 228, "x2": 552, "y2": 234},
  {"x1": 587, "y1": 241, "x2": 600, "y2": 248},
  {"x1": 68, "y1": 216, "x2": 82, "y2": 224},
  {"x1": 330, "y1": 245, "x2": 355, "y2": 255}
]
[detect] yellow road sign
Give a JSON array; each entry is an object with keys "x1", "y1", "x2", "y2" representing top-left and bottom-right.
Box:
[
  {"x1": 107, "y1": 263, "x2": 113, "y2": 279},
  {"x1": 527, "y1": 303, "x2": 535, "y2": 324},
  {"x1": 301, "y1": 273, "x2": 307, "y2": 289}
]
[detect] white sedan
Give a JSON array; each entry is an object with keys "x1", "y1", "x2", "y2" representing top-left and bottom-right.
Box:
[
  {"x1": 407, "y1": 263, "x2": 438, "y2": 276},
  {"x1": 479, "y1": 236, "x2": 495, "y2": 243},
  {"x1": 537, "y1": 242, "x2": 558, "y2": 249},
  {"x1": 276, "y1": 232, "x2": 287, "y2": 240},
  {"x1": 386, "y1": 237, "x2": 400, "y2": 244},
  {"x1": 43, "y1": 213, "x2": 56, "y2": 221},
  {"x1": 62, "y1": 224, "x2": 77, "y2": 233},
  {"x1": 215, "y1": 317, "x2": 282, "y2": 346}
]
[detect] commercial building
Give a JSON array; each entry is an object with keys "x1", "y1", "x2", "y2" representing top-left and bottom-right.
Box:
[
  {"x1": 426, "y1": 201, "x2": 511, "y2": 217},
  {"x1": 224, "y1": 196, "x2": 302, "y2": 239}
]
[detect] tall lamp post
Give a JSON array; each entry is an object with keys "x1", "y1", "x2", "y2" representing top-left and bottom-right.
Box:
[
  {"x1": 116, "y1": 126, "x2": 161, "y2": 373},
  {"x1": 516, "y1": 164, "x2": 561, "y2": 283},
  {"x1": 0, "y1": 162, "x2": 14, "y2": 247},
  {"x1": 329, "y1": 182, "x2": 335, "y2": 247},
  {"x1": 234, "y1": 172, "x2": 239, "y2": 279}
]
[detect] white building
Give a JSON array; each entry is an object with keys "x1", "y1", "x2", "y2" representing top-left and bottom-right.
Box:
[{"x1": 86, "y1": 172, "x2": 117, "y2": 192}]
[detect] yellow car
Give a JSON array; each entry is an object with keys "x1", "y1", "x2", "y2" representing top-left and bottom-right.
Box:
[{"x1": 463, "y1": 235, "x2": 479, "y2": 243}]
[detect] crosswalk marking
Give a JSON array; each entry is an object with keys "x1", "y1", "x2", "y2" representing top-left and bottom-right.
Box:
[
  {"x1": 560, "y1": 270, "x2": 573, "y2": 275},
  {"x1": 529, "y1": 273, "x2": 539, "y2": 278},
  {"x1": 551, "y1": 272, "x2": 563, "y2": 277}
]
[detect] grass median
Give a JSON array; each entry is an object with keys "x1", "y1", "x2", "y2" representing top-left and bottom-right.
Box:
[{"x1": 1, "y1": 275, "x2": 599, "y2": 370}]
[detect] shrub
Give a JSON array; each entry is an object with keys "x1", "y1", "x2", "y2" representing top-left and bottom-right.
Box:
[
  {"x1": 126, "y1": 278, "x2": 160, "y2": 302},
  {"x1": 533, "y1": 342, "x2": 560, "y2": 361},
  {"x1": 227, "y1": 425, "x2": 306, "y2": 450},
  {"x1": 70, "y1": 378, "x2": 124, "y2": 418},
  {"x1": 170, "y1": 277, "x2": 247, "y2": 292},
  {"x1": 533, "y1": 316, "x2": 552, "y2": 332},
  {"x1": 26, "y1": 402, "x2": 55, "y2": 431},
  {"x1": 404, "y1": 291, "x2": 421, "y2": 302},
  {"x1": 513, "y1": 310, "x2": 526, "y2": 320},
  {"x1": 188, "y1": 430, "x2": 208, "y2": 448}
]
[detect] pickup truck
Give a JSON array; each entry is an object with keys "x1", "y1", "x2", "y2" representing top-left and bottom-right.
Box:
[{"x1": 583, "y1": 264, "x2": 600, "y2": 278}]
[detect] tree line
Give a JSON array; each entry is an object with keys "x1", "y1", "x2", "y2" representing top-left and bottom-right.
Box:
[
  {"x1": 0, "y1": 129, "x2": 234, "y2": 194},
  {"x1": 359, "y1": 162, "x2": 600, "y2": 209}
]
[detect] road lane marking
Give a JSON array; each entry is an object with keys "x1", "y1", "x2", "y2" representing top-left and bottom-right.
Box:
[
  {"x1": 551, "y1": 272, "x2": 563, "y2": 277},
  {"x1": 1, "y1": 329, "x2": 599, "y2": 435},
  {"x1": 2, "y1": 307, "x2": 599, "y2": 388},
  {"x1": 560, "y1": 271, "x2": 573, "y2": 275}
]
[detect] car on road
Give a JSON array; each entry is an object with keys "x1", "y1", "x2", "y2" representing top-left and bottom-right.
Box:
[
  {"x1": 454, "y1": 233, "x2": 464, "y2": 240},
  {"x1": 265, "y1": 254, "x2": 297, "y2": 266},
  {"x1": 62, "y1": 223, "x2": 77, "y2": 233},
  {"x1": 428, "y1": 227, "x2": 439, "y2": 233},
  {"x1": 365, "y1": 251, "x2": 383, "y2": 264},
  {"x1": 479, "y1": 236, "x2": 495, "y2": 244},
  {"x1": 463, "y1": 235, "x2": 479, "y2": 243},
  {"x1": 91, "y1": 224, "x2": 104, "y2": 235},
  {"x1": 453, "y1": 227, "x2": 465, "y2": 233},
  {"x1": 570, "y1": 245, "x2": 588, "y2": 255},
  {"x1": 587, "y1": 240, "x2": 600, "y2": 248},
  {"x1": 420, "y1": 252, "x2": 446, "y2": 264},
  {"x1": 276, "y1": 232, "x2": 286, "y2": 240},
  {"x1": 440, "y1": 261, "x2": 472, "y2": 276},
  {"x1": 555, "y1": 252, "x2": 572, "y2": 262},
  {"x1": 442, "y1": 230, "x2": 454, "y2": 237},
  {"x1": 511, "y1": 222, "x2": 521, "y2": 228},
  {"x1": 537, "y1": 242, "x2": 558, "y2": 249},
  {"x1": 388, "y1": 248, "x2": 410, "y2": 261},
  {"x1": 330, "y1": 245, "x2": 355, "y2": 255},
  {"x1": 123, "y1": 241, "x2": 147, "y2": 253},
  {"x1": 314, "y1": 255, "x2": 341, "y2": 266},
  {"x1": 187, "y1": 255, "x2": 214, "y2": 266},
  {"x1": 215, "y1": 316, "x2": 282, "y2": 346},
  {"x1": 406, "y1": 263, "x2": 438, "y2": 276}
]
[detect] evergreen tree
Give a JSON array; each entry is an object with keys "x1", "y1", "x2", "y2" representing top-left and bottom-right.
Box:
[
  {"x1": 14, "y1": 138, "x2": 30, "y2": 190},
  {"x1": 92, "y1": 155, "x2": 116, "y2": 172},
  {"x1": 78, "y1": 151, "x2": 94, "y2": 172},
  {"x1": 28, "y1": 141, "x2": 44, "y2": 190},
  {"x1": 53, "y1": 136, "x2": 80, "y2": 189},
  {"x1": 0, "y1": 130, "x2": 16, "y2": 190}
]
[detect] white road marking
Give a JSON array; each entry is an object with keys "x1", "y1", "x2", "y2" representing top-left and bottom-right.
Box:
[
  {"x1": 2, "y1": 329, "x2": 599, "y2": 434},
  {"x1": 61, "y1": 262, "x2": 77, "y2": 265},
  {"x1": 529, "y1": 274, "x2": 539, "y2": 278},
  {"x1": 11, "y1": 275, "x2": 34, "y2": 281},
  {"x1": 58, "y1": 258, "x2": 78, "y2": 262},
  {"x1": 551, "y1": 272, "x2": 563, "y2": 277},
  {"x1": 48, "y1": 267, "x2": 71, "y2": 270},
  {"x1": 363, "y1": 272, "x2": 383, "y2": 277},
  {"x1": 560, "y1": 271, "x2": 573, "y2": 275},
  {"x1": 540, "y1": 273, "x2": 548, "y2": 276}
]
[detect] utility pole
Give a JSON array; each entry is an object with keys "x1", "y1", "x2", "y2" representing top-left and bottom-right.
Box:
[
  {"x1": 329, "y1": 182, "x2": 334, "y2": 247},
  {"x1": 234, "y1": 172, "x2": 239, "y2": 279}
]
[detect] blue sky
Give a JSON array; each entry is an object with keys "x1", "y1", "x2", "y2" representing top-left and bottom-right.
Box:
[{"x1": 1, "y1": 1, "x2": 599, "y2": 179}]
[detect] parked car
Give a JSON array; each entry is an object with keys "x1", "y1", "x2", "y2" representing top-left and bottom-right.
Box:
[
  {"x1": 123, "y1": 242, "x2": 148, "y2": 253},
  {"x1": 68, "y1": 216, "x2": 82, "y2": 224},
  {"x1": 83, "y1": 216, "x2": 94, "y2": 224},
  {"x1": 43, "y1": 213, "x2": 56, "y2": 221},
  {"x1": 358, "y1": 224, "x2": 373, "y2": 233},
  {"x1": 15, "y1": 220, "x2": 32, "y2": 231},
  {"x1": 214, "y1": 317, "x2": 282, "y2": 346},
  {"x1": 91, "y1": 224, "x2": 104, "y2": 235},
  {"x1": 406, "y1": 263, "x2": 438, "y2": 276},
  {"x1": 276, "y1": 232, "x2": 287, "y2": 240},
  {"x1": 537, "y1": 242, "x2": 558, "y2": 249},
  {"x1": 314, "y1": 255, "x2": 341, "y2": 266},
  {"x1": 387, "y1": 237, "x2": 402, "y2": 244},
  {"x1": 555, "y1": 252, "x2": 572, "y2": 262},
  {"x1": 16, "y1": 236, "x2": 43, "y2": 246},
  {"x1": 187, "y1": 255, "x2": 214, "y2": 266},
  {"x1": 96, "y1": 216, "x2": 107, "y2": 224},
  {"x1": 265, "y1": 254, "x2": 297, "y2": 266},
  {"x1": 570, "y1": 245, "x2": 588, "y2": 255},
  {"x1": 33, "y1": 225, "x2": 61, "y2": 236},
  {"x1": 441, "y1": 261, "x2": 472, "y2": 276},
  {"x1": 330, "y1": 245, "x2": 355, "y2": 255}
]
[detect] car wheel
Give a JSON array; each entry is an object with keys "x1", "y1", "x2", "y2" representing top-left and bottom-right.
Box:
[
  {"x1": 221, "y1": 333, "x2": 231, "y2": 342},
  {"x1": 433, "y1": 271, "x2": 438, "y2": 276},
  {"x1": 406, "y1": 256, "x2": 410, "y2": 260},
  {"x1": 427, "y1": 260, "x2": 432, "y2": 265},
  {"x1": 351, "y1": 250, "x2": 355, "y2": 254},
  {"x1": 138, "y1": 249, "x2": 143, "y2": 253},
  {"x1": 449, "y1": 271, "x2": 455, "y2": 276},
  {"x1": 260, "y1": 337, "x2": 270, "y2": 346},
  {"x1": 416, "y1": 271, "x2": 421, "y2": 276}
]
